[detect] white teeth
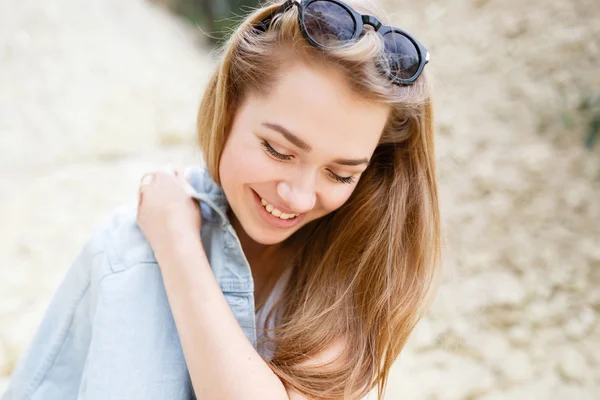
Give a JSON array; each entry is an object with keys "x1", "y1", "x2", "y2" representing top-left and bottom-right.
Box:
[{"x1": 259, "y1": 197, "x2": 297, "y2": 220}]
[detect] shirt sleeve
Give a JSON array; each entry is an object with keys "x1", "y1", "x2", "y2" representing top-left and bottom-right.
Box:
[
  {"x1": 77, "y1": 263, "x2": 192, "y2": 400},
  {"x1": 2, "y1": 206, "x2": 193, "y2": 400}
]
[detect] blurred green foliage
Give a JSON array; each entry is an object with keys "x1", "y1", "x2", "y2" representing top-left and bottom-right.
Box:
[
  {"x1": 579, "y1": 94, "x2": 600, "y2": 150},
  {"x1": 165, "y1": 0, "x2": 261, "y2": 44},
  {"x1": 542, "y1": 91, "x2": 600, "y2": 150}
]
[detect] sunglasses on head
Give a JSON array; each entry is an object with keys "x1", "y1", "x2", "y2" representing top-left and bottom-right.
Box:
[{"x1": 256, "y1": 0, "x2": 430, "y2": 85}]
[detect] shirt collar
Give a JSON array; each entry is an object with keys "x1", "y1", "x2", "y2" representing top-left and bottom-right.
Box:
[{"x1": 184, "y1": 165, "x2": 231, "y2": 225}]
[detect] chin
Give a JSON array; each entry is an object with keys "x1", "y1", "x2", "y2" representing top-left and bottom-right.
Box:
[{"x1": 246, "y1": 224, "x2": 293, "y2": 245}]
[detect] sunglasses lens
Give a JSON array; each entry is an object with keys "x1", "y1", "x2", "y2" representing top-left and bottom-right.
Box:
[
  {"x1": 382, "y1": 31, "x2": 421, "y2": 80},
  {"x1": 303, "y1": 1, "x2": 356, "y2": 47}
]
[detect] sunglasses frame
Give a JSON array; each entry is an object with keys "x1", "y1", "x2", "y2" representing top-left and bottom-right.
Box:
[{"x1": 264, "y1": 0, "x2": 430, "y2": 85}]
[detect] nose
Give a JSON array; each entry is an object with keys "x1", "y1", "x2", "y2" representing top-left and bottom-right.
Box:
[{"x1": 276, "y1": 179, "x2": 316, "y2": 215}]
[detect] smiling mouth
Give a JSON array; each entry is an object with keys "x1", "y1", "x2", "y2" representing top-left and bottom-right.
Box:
[
  {"x1": 258, "y1": 197, "x2": 299, "y2": 220},
  {"x1": 251, "y1": 189, "x2": 304, "y2": 229}
]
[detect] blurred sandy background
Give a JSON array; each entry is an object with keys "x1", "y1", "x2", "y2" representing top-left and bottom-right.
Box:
[{"x1": 1, "y1": 0, "x2": 599, "y2": 398}]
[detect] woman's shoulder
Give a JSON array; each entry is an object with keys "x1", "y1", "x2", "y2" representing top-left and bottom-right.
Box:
[
  {"x1": 84, "y1": 163, "x2": 228, "y2": 272},
  {"x1": 90, "y1": 163, "x2": 227, "y2": 270}
]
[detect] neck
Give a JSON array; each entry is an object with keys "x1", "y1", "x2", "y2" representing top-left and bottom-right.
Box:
[{"x1": 228, "y1": 209, "x2": 280, "y2": 272}]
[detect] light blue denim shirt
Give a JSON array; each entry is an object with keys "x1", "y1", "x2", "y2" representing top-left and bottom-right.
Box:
[{"x1": 3, "y1": 165, "x2": 257, "y2": 400}]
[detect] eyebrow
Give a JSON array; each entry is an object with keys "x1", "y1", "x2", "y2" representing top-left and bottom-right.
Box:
[{"x1": 262, "y1": 122, "x2": 370, "y2": 166}]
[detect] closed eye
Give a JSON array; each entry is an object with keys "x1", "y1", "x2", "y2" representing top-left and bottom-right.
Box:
[
  {"x1": 261, "y1": 140, "x2": 293, "y2": 161},
  {"x1": 262, "y1": 140, "x2": 355, "y2": 184},
  {"x1": 328, "y1": 171, "x2": 355, "y2": 184}
]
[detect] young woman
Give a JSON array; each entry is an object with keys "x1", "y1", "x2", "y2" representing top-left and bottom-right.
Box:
[{"x1": 3, "y1": 0, "x2": 440, "y2": 399}]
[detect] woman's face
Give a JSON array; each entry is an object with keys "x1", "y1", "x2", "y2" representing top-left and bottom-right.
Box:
[{"x1": 219, "y1": 61, "x2": 390, "y2": 245}]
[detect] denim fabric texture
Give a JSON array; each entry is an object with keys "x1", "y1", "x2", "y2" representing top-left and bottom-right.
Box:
[{"x1": 2, "y1": 164, "x2": 257, "y2": 400}]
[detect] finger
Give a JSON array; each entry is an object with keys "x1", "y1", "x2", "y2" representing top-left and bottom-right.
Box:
[
  {"x1": 140, "y1": 173, "x2": 155, "y2": 186},
  {"x1": 137, "y1": 181, "x2": 145, "y2": 208}
]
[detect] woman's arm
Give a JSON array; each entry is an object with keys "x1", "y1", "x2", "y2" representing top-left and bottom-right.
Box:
[{"x1": 154, "y1": 235, "x2": 290, "y2": 400}]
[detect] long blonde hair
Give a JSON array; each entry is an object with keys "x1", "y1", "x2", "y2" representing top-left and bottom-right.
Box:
[{"x1": 197, "y1": 1, "x2": 440, "y2": 398}]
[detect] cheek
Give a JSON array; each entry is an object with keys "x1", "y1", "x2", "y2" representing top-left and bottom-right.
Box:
[
  {"x1": 318, "y1": 185, "x2": 355, "y2": 214},
  {"x1": 220, "y1": 137, "x2": 271, "y2": 187}
]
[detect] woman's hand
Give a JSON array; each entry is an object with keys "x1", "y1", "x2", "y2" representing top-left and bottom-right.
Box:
[{"x1": 136, "y1": 166, "x2": 202, "y2": 257}]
